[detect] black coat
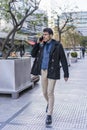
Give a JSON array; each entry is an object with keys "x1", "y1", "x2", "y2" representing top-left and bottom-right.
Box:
[{"x1": 31, "y1": 39, "x2": 69, "y2": 79}]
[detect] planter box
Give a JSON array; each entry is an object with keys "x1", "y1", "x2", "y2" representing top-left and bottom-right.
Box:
[
  {"x1": 71, "y1": 57, "x2": 77, "y2": 63},
  {"x1": 0, "y1": 57, "x2": 34, "y2": 98}
]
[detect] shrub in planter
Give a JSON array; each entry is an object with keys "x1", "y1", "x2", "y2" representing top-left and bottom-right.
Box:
[
  {"x1": 70, "y1": 52, "x2": 78, "y2": 63},
  {"x1": 71, "y1": 52, "x2": 78, "y2": 57}
]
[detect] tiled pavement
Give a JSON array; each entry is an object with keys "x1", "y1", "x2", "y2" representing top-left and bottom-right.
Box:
[{"x1": 0, "y1": 57, "x2": 87, "y2": 130}]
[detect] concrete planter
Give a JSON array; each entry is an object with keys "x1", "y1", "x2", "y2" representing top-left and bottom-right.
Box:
[
  {"x1": 0, "y1": 57, "x2": 33, "y2": 99},
  {"x1": 71, "y1": 57, "x2": 77, "y2": 63}
]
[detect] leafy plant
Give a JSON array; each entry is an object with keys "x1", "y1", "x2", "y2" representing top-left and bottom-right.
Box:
[{"x1": 71, "y1": 52, "x2": 78, "y2": 57}]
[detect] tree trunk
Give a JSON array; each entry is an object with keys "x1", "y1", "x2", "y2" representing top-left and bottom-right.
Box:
[
  {"x1": 58, "y1": 31, "x2": 61, "y2": 42},
  {"x1": 2, "y1": 26, "x2": 18, "y2": 59}
]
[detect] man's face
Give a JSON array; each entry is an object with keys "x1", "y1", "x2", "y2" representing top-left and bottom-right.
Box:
[{"x1": 43, "y1": 32, "x2": 52, "y2": 42}]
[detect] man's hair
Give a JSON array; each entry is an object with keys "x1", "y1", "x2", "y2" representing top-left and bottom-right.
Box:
[{"x1": 43, "y1": 28, "x2": 53, "y2": 35}]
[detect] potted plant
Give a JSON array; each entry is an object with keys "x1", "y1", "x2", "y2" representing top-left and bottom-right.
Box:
[{"x1": 70, "y1": 51, "x2": 78, "y2": 63}]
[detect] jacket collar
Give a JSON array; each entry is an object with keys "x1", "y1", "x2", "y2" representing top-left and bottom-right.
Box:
[{"x1": 50, "y1": 39, "x2": 59, "y2": 56}]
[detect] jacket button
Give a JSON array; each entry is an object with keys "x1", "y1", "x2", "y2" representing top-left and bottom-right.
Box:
[{"x1": 51, "y1": 67, "x2": 53, "y2": 69}]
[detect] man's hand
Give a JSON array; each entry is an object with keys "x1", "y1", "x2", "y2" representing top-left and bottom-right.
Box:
[{"x1": 64, "y1": 78, "x2": 68, "y2": 81}]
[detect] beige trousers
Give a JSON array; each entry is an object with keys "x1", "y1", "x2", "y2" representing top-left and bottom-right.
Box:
[{"x1": 41, "y1": 70, "x2": 56, "y2": 115}]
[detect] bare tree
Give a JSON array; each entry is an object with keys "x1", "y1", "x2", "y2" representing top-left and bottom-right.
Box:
[
  {"x1": 0, "y1": 0, "x2": 41, "y2": 59},
  {"x1": 50, "y1": 5, "x2": 78, "y2": 42}
]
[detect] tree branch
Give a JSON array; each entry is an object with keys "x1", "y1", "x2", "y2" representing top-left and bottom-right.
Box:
[
  {"x1": 57, "y1": 15, "x2": 60, "y2": 31},
  {"x1": 18, "y1": 6, "x2": 38, "y2": 26},
  {"x1": 2, "y1": 27, "x2": 16, "y2": 51},
  {"x1": 8, "y1": 1, "x2": 18, "y2": 26},
  {"x1": 60, "y1": 19, "x2": 69, "y2": 32},
  {"x1": 61, "y1": 25, "x2": 75, "y2": 33}
]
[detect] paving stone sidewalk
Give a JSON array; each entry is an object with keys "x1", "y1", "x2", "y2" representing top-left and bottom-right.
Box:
[{"x1": 0, "y1": 57, "x2": 87, "y2": 130}]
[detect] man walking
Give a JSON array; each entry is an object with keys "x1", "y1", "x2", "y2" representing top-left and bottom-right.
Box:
[
  {"x1": 31, "y1": 28, "x2": 69, "y2": 125},
  {"x1": 81, "y1": 46, "x2": 85, "y2": 58}
]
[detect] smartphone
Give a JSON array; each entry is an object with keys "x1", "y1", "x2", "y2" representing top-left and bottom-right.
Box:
[{"x1": 39, "y1": 36, "x2": 43, "y2": 42}]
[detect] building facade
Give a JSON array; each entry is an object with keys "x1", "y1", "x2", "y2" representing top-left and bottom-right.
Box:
[
  {"x1": 61, "y1": 11, "x2": 87, "y2": 36},
  {"x1": 73, "y1": 11, "x2": 87, "y2": 36}
]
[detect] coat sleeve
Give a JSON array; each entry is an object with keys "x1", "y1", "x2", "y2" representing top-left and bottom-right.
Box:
[
  {"x1": 31, "y1": 43, "x2": 40, "y2": 58},
  {"x1": 59, "y1": 43, "x2": 69, "y2": 78}
]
